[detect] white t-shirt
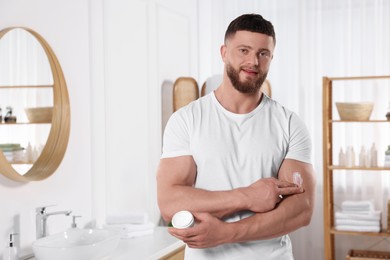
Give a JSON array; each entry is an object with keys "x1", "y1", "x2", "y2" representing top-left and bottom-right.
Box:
[{"x1": 162, "y1": 92, "x2": 312, "y2": 260}]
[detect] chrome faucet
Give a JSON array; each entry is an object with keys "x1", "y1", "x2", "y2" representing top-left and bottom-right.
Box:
[{"x1": 36, "y1": 206, "x2": 72, "y2": 239}]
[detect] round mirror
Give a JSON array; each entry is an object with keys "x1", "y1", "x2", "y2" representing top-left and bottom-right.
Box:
[{"x1": 0, "y1": 27, "x2": 70, "y2": 182}]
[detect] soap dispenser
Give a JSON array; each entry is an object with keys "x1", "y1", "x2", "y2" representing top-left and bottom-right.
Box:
[{"x1": 3, "y1": 233, "x2": 18, "y2": 260}]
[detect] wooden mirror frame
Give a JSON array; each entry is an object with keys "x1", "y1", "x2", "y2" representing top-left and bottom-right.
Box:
[{"x1": 0, "y1": 27, "x2": 70, "y2": 182}]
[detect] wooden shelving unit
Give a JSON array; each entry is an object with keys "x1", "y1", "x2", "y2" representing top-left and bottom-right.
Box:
[{"x1": 322, "y1": 75, "x2": 390, "y2": 260}]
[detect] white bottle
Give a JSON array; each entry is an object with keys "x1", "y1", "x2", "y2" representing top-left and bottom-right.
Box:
[
  {"x1": 358, "y1": 146, "x2": 366, "y2": 167},
  {"x1": 351, "y1": 147, "x2": 356, "y2": 167},
  {"x1": 3, "y1": 233, "x2": 18, "y2": 260},
  {"x1": 338, "y1": 148, "x2": 346, "y2": 166},
  {"x1": 370, "y1": 143, "x2": 378, "y2": 167},
  {"x1": 364, "y1": 151, "x2": 371, "y2": 168},
  {"x1": 346, "y1": 146, "x2": 356, "y2": 167}
]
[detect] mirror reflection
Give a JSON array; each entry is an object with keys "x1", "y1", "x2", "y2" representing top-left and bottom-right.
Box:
[{"x1": 0, "y1": 28, "x2": 53, "y2": 175}]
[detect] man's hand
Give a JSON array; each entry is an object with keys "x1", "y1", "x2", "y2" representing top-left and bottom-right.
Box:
[
  {"x1": 168, "y1": 212, "x2": 230, "y2": 248},
  {"x1": 239, "y1": 177, "x2": 303, "y2": 213}
]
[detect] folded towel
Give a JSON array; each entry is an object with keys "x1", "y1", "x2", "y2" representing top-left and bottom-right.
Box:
[
  {"x1": 335, "y1": 225, "x2": 380, "y2": 232},
  {"x1": 120, "y1": 229, "x2": 154, "y2": 239},
  {"x1": 103, "y1": 222, "x2": 155, "y2": 232},
  {"x1": 107, "y1": 212, "x2": 148, "y2": 224},
  {"x1": 104, "y1": 222, "x2": 155, "y2": 239},
  {"x1": 335, "y1": 211, "x2": 381, "y2": 221},
  {"x1": 335, "y1": 219, "x2": 380, "y2": 226},
  {"x1": 341, "y1": 200, "x2": 374, "y2": 212}
]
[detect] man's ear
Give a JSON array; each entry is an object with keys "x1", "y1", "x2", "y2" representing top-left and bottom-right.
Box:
[{"x1": 220, "y1": 44, "x2": 227, "y2": 63}]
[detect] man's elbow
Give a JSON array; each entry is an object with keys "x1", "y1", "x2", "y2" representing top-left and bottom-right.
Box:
[
  {"x1": 160, "y1": 212, "x2": 172, "y2": 224},
  {"x1": 301, "y1": 198, "x2": 315, "y2": 226},
  {"x1": 160, "y1": 209, "x2": 173, "y2": 224},
  {"x1": 158, "y1": 199, "x2": 175, "y2": 223}
]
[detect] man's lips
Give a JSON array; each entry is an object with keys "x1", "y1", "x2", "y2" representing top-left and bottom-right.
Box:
[{"x1": 242, "y1": 68, "x2": 259, "y2": 76}]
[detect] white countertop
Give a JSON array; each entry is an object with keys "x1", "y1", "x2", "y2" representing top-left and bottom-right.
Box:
[
  {"x1": 109, "y1": 226, "x2": 185, "y2": 260},
  {"x1": 25, "y1": 227, "x2": 184, "y2": 260}
]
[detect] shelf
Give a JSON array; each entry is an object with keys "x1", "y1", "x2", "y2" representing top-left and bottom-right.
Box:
[
  {"x1": 10, "y1": 162, "x2": 33, "y2": 165},
  {"x1": 331, "y1": 120, "x2": 390, "y2": 123},
  {"x1": 0, "y1": 84, "x2": 53, "y2": 89},
  {"x1": 0, "y1": 122, "x2": 51, "y2": 125},
  {"x1": 329, "y1": 166, "x2": 390, "y2": 171},
  {"x1": 331, "y1": 228, "x2": 390, "y2": 237},
  {"x1": 327, "y1": 75, "x2": 390, "y2": 81}
]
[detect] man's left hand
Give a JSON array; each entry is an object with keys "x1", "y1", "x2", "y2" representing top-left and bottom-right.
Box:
[{"x1": 168, "y1": 212, "x2": 230, "y2": 248}]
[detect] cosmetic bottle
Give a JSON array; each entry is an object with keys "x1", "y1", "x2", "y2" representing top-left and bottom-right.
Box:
[
  {"x1": 4, "y1": 106, "x2": 16, "y2": 123},
  {"x1": 3, "y1": 233, "x2": 18, "y2": 260},
  {"x1": 370, "y1": 143, "x2": 378, "y2": 167},
  {"x1": 358, "y1": 146, "x2": 366, "y2": 167},
  {"x1": 338, "y1": 147, "x2": 346, "y2": 166},
  {"x1": 346, "y1": 146, "x2": 356, "y2": 167},
  {"x1": 385, "y1": 145, "x2": 390, "y2": 168}
]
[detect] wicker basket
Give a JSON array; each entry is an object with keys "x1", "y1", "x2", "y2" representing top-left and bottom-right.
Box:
[
  {"x1": 336, "y1": 102, "x2": 374, "y2": 121},
  {"x1": 25, "y1": 107, "x2": 53, "y2": 123},
  {"x1": 346, "y1": 250, "x2": 390, "y2": 260}
]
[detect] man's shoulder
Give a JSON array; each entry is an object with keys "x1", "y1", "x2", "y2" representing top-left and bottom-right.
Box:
[{"x1": 264, "y1": 96, "x2": 295, "y2": 118}]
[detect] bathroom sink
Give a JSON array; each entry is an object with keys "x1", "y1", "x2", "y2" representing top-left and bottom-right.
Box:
[{"x1": 32, "y1": 228, "x2": 120, "y2": 260}]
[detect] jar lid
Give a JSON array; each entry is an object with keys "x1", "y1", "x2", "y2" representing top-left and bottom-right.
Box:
[{"x1": 172, "y1": 210, "x2": 194, "y2": 229}]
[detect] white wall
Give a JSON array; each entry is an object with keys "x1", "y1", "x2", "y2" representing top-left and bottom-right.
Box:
[
  {"x1": 0, "y1": 0, "x2": 92, "y2": 257},
  {"x1": 91, "y1": 0, "x2": 199, "y2": 226}
]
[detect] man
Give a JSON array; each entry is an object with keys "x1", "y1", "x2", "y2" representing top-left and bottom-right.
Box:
[{"x1": 157, "y1": 13, "x2": 315, "y2": 259}]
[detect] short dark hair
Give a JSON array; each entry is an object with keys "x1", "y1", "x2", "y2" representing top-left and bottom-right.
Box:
[{"x1": 224, "y1": 14, "x2": 276, "y2": 45}]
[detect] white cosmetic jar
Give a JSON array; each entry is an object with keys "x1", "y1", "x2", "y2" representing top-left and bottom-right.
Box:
[{"x1": 172, "y1": 210, "x2": 194, "y2": 229}]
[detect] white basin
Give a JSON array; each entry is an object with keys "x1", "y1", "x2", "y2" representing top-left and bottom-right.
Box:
[{"x1": 32, "y1": 228, "x2": 120, "y2": 260}]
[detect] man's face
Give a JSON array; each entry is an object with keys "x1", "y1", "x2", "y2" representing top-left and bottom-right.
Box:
[{"x1": 222, "y1": 30, "x2": 274, "y2": 94}]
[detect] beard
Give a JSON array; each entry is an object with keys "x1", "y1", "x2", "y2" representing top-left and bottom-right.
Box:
[{"x1": 226, "y1": 63, "x2": 268, "y2": 94}]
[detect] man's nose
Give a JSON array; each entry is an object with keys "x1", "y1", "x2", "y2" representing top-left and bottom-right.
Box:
[{"x1": 247, "y1": 53, "x2": 259, "y2": 66}]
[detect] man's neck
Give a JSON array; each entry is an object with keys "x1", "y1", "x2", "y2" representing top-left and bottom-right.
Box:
[{"x1": 214, "y1": 82, "x2": 263, "y2": 114}]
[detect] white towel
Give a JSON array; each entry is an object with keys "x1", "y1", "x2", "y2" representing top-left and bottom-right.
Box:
[
  {"x1": 335, "y1": 211, "x2": 381, "y2": 221},
  {"x1": 341, "y1": 200, "x2": 374, "y2": 212},
  {"x1": 335, "y1": 225, "x2": 380, "y2": 232},
  {"x1": 120, "y1": 229, "x2": 154, "y2": 239},
  {"x1": 335, "y1": 219, "x2": 380, "y2": 227},
  {"x1": 104, "y1": 222, "x2": 155, "y2": 239},
  {"x1": 103, "y1": 222, "x2": 155, "y2": 232},
  {"x1": 106, "y1": 212, "x2": 149, "y2": 224}
]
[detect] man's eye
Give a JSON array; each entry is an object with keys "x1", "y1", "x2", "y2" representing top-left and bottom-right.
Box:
[
  {"x1": 259, "y1": 51, "x2": 270, "y2": 58},
  {"x1": 239, "y1": 49, "x2": 248, "y2": 54}
]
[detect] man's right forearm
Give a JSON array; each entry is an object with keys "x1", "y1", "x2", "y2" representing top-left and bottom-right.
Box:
[
  {"x1": 157, "y1": 184, "x2": 248, "y2": 222},
  {"x1": 157, "y1": 156, "x2": 248, "y2": 222}
]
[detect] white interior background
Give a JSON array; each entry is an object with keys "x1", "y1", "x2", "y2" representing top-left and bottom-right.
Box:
[{"x1": 0, "y1": 0, "x2": 389, "y2": 259}]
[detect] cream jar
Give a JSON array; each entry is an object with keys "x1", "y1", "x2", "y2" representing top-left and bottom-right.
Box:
[{"x1": 172, "y1": 210, "x2": 194, "y2": 229}]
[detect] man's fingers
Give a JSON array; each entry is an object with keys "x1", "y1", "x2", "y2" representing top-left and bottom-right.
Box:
[{"x1": 278, "y1": 186, "x2": 304, "y2": 196}]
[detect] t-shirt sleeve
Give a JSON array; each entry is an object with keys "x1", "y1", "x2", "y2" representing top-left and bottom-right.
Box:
[
  {"x1": 161, "y1": 110, "x2": 192, "y2": 158},
  {"x1": 285, "y1": 113, "x2": 312, "y2": 164}
]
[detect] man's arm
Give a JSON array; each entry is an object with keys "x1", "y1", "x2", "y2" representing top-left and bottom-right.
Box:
[
  {"x1": 157, "y1": 156, "x2": 302, "y2": 222},
  {"x1": 157, "y1": 155, "x2": 245, "y2": 221},
  {"x1": 168, "y1": 159, "x2": 315, "y2": 248},
  {"x1": 228, "y1": 159, "x2": 315, "y2": 241}
]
